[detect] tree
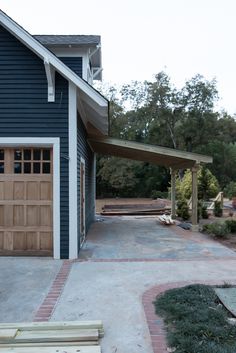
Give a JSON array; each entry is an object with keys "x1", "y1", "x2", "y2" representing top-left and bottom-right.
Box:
[{"x1": 176, "y1": 167, "x2": 219, "y2": 200}]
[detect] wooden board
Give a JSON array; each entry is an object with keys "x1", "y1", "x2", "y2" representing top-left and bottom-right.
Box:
[
  {"x1": 10, "y1": 329, "x2": 99, "y2": 343},
  {"x1": 0, "y1": 346, "x2": 101, "y2": 353},
  {"x1": 0, "y1": 329, "x2": 18, "y2": 340},
  {"x1": 0, "y1": 341, "x2": 98, "y2": 347},
  {"x1": 0, "y1": 321, "x2": 103, "y2": 331}
]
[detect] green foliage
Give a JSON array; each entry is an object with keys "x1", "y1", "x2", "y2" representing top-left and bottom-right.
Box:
[
  {"x1": 150, "y1": 190, "x2": 168, "y2": 199},
  {"x1": 214, "y1": 201, "x2": 223, "y2": 217},
  {"x1": 176, "y1": 167, "x2": 219, "y2": 201},
  {"x1": 225, "y1": 220, "x2": 236, "y2": 233},
  {"x1": 96, "y1": 72, "x2": 236, "y2": 198},
  {"x1": 155, "y1": 284, "x2": 236, "y2": 353},
  {"x1": 201, "y1": 204, "x2": 209, "y2": 219},
  {"x1": 202, "y1": 223, "x2": 229, "y2": 238},
  {"x1": 224, "y1": 182, "x2": 236, "y2": 199},
  {"x1": 176, "y1": 199, "x2": 190, "y2": 220}
]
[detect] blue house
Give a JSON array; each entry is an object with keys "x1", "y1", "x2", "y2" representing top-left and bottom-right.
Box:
[
  {"x1": 0, "y1": 10, "x2": 108, "y2": 259},
  {"x1": 0, "y1": 11, "x2": 213, "y2": 260}
]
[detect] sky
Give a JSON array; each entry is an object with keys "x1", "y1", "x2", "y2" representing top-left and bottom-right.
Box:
[{"x1": 1, "y1": 0, "x2": 236, "y2": 114}]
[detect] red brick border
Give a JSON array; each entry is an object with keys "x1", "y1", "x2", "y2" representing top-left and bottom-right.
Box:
[
  {"x1": 34, "y1": 260, "x2": 73, "y2": 322},
  {"x1": 142, "y1": 280, "x2": 236, "y2": 353}
]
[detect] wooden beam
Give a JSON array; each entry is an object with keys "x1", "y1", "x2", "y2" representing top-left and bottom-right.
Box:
[
  {"x1": 191, "y1": 164, "x2": 199, "y2": 231},
  {"x1": 170, "y1": 168, "x2": 176, "y2": 219}
]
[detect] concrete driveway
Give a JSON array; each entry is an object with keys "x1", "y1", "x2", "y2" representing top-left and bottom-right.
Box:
[
  {"x1": 79, "y1": 216, "x2": 236, "y2": 260},
  {"x1": 1, "y1": 216, "x2": 236, "y2": 353}
]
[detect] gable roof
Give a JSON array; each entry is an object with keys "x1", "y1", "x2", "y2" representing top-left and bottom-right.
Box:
[
  {"x1": 0, "y1": 10, "x2": 108, "y2": 134},
  {"x1": 34, "y1": 35, "x2": 100, "y2": 47}
]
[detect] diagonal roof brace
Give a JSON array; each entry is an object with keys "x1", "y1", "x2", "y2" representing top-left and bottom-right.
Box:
[{"x1": 44, "y1": 58, "x2": 55, "y2": 102}]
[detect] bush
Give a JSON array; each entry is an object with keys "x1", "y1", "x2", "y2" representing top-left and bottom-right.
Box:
[
  {"x1": 177, "y1": 199, "x2": 190, "y2": 220},
  {"x1": 225, "y1": 219, "x2": 236, "y2": 233},
  {"x1": 224, "y1": 181, "x2": 236, "y2": 199},
  {"x1": 202, "y1": 222, "x2": 229, "y2": 238},
  {"x1": 214, "y1": 201, "x2": 223, "y2": 217},
  {"x1": 150, "y1": 190, "x2": 168, "y2": 199},
  {"x1": 201, "y1": 204, "x2": 209, "y2": 219}
]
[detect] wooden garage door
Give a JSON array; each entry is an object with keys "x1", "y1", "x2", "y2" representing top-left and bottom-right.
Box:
[{"x1": 0, "y1": 148, "x2": 53, "y2": 256}]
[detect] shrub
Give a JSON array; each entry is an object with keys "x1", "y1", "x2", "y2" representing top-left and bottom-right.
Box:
[
  {"x1": 224, "y1": 181, "x2": 236, "y2": 199},
  {"x1": 151, "y1": 190, "x2": 168, "y2": 199},
  {"x1": 214, "y1": 201, "x2": 223, "y2": 217},
  {"x1": 202, "y1": 222, "x2": 229, "y2": 238},
  {"x1": 201, "y1": 204, "x2": 209, "y2": 219},
  {"x1": 225, "y1": 219, "x2": 236, "y2": 233},
  {"x1": 177, "y1": 199, "x2": 190, "y2": 220}
]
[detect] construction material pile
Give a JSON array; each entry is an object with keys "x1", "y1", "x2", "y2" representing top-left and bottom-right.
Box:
[
  {"x1": 0, "y1": 321, "x2": 103, "y2": 353},
  {"x1": 157, "y1": 214, "x2": 175, "y2": 225}
]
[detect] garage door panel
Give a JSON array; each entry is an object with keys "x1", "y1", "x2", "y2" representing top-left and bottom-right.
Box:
[
  {"x1": 4, "y1": 181, "x2": 13, "y2": 200},
  {"x1": 3, "y1": 231, "x2": 13, "y2": 250},
  {"x1": 26, "y1": 232, "x2": 39, "y2": 250},
  {"x1": 40, "y1": 205, "x2": 51, "y2": 226},
  {"x1": 13, "y1": 205, "x2": 25, "y2": 226},
  {"x1": 0, "y1": 148, "x2": 53, "y2": 256},
  {"x1": 40, "y1": 182, "x2": 52, "y2": 200},
  {"x1": 0, "y1": 182, "x2": 4, "y2": 200},
  {"x1": 13, "y1": 232, "x2": 26, "y2": 250},
  {"x1": 27, "y1": 181, "x2": 40, "y2": 200},
  {"x1": 14, "y1": 182, "x2": 25, "y2": 200},
  {"x1": 4, "y1": 205, "x2": 13, "y2": 227},
  {"x1": 40, "y1": 232, "x2": 52, "y2": 250},
  {"x1": 27, "y1": 205, "x2": 40, "y2": 226},
  {"x1": 0, "y1": 232, "x2": 3, "y2": 249},
  {"x1": 0, "y1": 206, "x2": 4, "y2": 226}
]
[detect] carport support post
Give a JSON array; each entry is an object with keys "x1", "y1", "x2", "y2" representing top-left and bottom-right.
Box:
[
  {"x1": 170, "y1": 168, "x2": 176, "y2": 219},
  {"x1": 191, "y1": 164, "x2": 199, "y2": 231}
]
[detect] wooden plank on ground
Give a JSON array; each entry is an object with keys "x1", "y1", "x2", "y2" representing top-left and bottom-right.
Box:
[
  {"x1": 0, "y1": 346, "x2": 101, "y2": 353},
  {"x1": 13, "y1": 329, "x2": 99, "y2": 343},
  {"x1": 0, "y1": 321, "x2": 103, "y2": 331},
  {"x1": 0, "y1": 341, "x2": 98, "y2": 347},
  {"x1": 0, "y1": 329, "x2": 18, "y2": 340}
]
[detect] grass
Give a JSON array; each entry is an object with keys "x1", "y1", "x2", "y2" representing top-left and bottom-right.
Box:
[{"x1": 155, "y1": 284, "x2": 236, "y2": 353}]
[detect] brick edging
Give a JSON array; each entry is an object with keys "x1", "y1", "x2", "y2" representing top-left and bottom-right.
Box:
[
  {"x1": 142, "y1": 280, "x2": 236, "y2": 353},
  {"x1": 34, "y1": 260, "x2": 73, "y2": 322}
]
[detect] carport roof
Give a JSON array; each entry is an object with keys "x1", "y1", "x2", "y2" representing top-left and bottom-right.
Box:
[{"x1": 88, "y1": 136, "x2": 213, "y2": 169}]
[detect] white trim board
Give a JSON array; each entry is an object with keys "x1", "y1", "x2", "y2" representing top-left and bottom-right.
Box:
[
  {"x1": 68, "y1": 82, "x2": 78, "y2": 259},
  {"x1": 0, "y1": 137, "x2": 60, "y2": 259}
]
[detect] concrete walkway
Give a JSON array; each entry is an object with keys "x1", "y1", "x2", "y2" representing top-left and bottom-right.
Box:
[
  {"x1": 1, "y1": 217, "x2": 236, "y2": 352},
  {"x1": 51, "y1": 216, "x2": 236, "y2": 353}
]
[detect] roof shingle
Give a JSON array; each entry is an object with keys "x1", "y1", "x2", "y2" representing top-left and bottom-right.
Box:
[{"x1": 33, "y1": 35, "x2": 100, "y2": 47}]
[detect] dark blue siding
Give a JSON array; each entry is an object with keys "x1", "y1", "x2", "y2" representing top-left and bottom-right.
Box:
[
  {"x1": 59, "y1": 57, "x2": 82, "y2": 77},
  {"x1": 77, "y1": 114, "x2": 95, "y2": 250},
  {"x1": 0, "y1": 25, "x2": 69, "y2": 259}
]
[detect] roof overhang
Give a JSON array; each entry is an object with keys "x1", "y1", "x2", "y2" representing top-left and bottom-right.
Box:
[
  {"x1": 88, "y1": 137, "x2": 213, "y2": 169},
  {"x1": 0, "y1": 10, "x2": 108, "y2": 134}
]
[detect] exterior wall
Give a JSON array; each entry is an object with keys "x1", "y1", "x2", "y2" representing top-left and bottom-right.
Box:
[
  {"x1": 77, "y1": 113, "x2": 95, "y2": 249},
  {"x1": 0, "y1": 24, "x2": 69, "y2": 258},
  {"x1": 59, "y1": 57, "x2": 83, "y2": 77}
]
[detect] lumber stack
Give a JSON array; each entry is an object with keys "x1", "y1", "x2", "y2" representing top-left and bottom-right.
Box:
[
  {"x1": 0, "y1": 321, "x2": 103, "y2": 353},
  {"x1": 101, "y1": 203, "x2": 170, "y2": 216}
]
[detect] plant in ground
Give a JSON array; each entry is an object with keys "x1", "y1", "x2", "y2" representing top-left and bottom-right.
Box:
[
  {"x1": 225, "y1": 220, "x2": 236, "y2": 233},
  {"x1": 155, "y1": 284, "x2": 236, "y2": 353},
  {"x1": 202, "y1": 222, "x2": 229, "y2": 238},
  {"x1": 176, "y1": 198, "x2": 190, "y2": 221},
  {"x1": 214, "y1": 201, "x2": 223, "y2": 217}
]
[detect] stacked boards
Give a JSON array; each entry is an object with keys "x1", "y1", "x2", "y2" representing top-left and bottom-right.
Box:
[{"x1": 0, "y1": 321, "x2": 104, "y2": 353}]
